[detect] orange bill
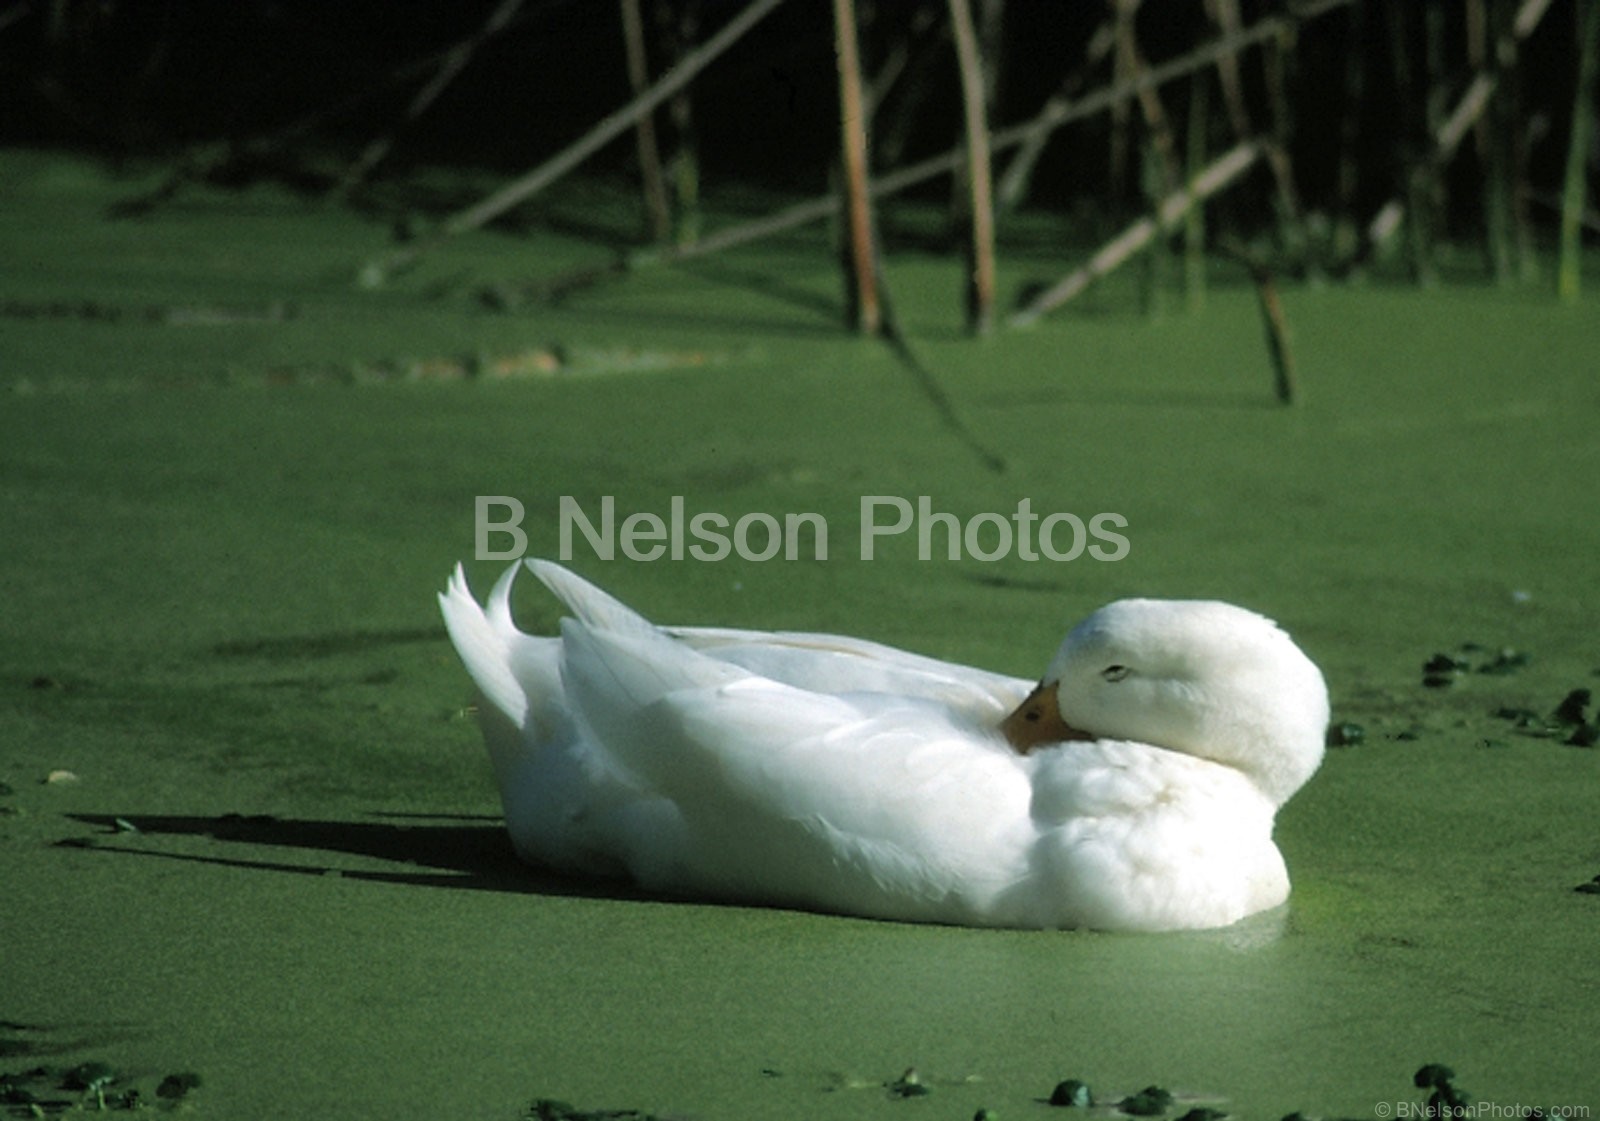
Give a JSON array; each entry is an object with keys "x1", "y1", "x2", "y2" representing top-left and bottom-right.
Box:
[{"x1": 999, "y1": 680, "x2": 1096, "y2": 754}]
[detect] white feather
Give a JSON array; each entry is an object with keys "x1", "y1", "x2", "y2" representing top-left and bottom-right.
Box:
[{"x1": 439, "y1": 560, "x2": 1328, "y2": 931}]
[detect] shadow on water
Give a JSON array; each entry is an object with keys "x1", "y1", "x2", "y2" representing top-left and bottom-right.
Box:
[
  {"x1": 61, "y1": 812, "x2": 651, "y2": 904},
  {"x1": 208, "y1": 628, "x2": 442, "y2": 660},
  {"x1": 0, "y1": 1019, "x2": 144, "y2": 1064},
  {"x1": 972, "y1": 385, "x2": 1285, "y2": 411},
  {"x1": 673, "y1": 259, "x2": 842, "y2": 324},
  {"x1": 55, "y1": 813, "x2": 1291, "y2": 947}
]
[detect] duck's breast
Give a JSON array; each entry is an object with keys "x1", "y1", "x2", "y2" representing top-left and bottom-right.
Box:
[{"x1": 1021, "y1": 741, "x2": 1289, "y2": 930}]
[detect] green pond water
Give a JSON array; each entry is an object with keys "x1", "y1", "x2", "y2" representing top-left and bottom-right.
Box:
[{"x1": 1, "y1": 151, "x2": 1597, "y2": 1119}]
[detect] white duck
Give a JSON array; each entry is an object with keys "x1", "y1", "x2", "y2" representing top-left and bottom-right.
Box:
[{"x1": 439, "y1": 561, "x2": 1328, "y2": 931}]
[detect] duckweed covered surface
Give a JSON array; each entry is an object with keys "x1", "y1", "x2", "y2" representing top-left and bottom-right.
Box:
[{"x1": 2, "y1": 151, "x2": 1598, "y2": 1119}]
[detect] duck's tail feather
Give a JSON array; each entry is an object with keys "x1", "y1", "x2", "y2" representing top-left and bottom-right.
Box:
[
  {"x1": 439, "y1": 563, "x2": 531, "y2": 730},
  {"x1": 524, "y1": 559, "x2": 659, "y2": 638}
]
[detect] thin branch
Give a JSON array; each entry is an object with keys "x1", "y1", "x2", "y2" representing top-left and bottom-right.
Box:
[
  {"x1": 1115, "y1": 1, "x2": 1182, "y2": 194},
  {"x1": 359, "y1": 0, "x2": 787, "y2": 286},
  {"x1": 1010, "y1": 140, "x2": 1263, "y2": 327},
  {"x1": 1558, "y1": 0, "x2": 1600, "y2": 303},
  {"x1": 621, "y1": 0, "x2": 672, "y2": 241},
  {"x1": 1107, "y1": 0, "x2": 1139, "y2": 198},
  {"x1": 949, "y1": 0, "x2": 997, "y2": 333},
  {"x1": 996, "y1": 17, "x2": 1114, "y2": 213},
  {"x1": 1219, "y1": 237, "x2": 1298, "y2": 404},
  {"x1": 1364, "y1": 0, "x2": 1556, "y2": 257},
  {"x1": 832, "y1": 0, "x2": 879, "y2": 334},
  {"x1": 518, "y1": 0, "x2": 1353, "y2": 302},
  {"x1": 1205, "y1": 0, "x2": 1253, "y2": 137}
]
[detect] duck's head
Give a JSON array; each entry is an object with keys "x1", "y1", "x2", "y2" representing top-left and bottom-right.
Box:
[{"x1": 1001, "y1": 599, "x2": 1329, "y2": 805}]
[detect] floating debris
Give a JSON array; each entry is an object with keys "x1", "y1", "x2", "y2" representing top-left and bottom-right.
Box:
[
  {"x1": 11, "y1": 343, "x2": 733, "y2": 394},
  {"x1": 887, "y1": 1068, "x2": 932, "y2": 1099},
  {"x1": 1552, "y1": 689, "x2": 1591, "y2": 727},
  {"x1": 524, "y1": 1100, "x2": 666, "y2": 1121},
  {"x1": 0, "y1": 296, "x2": 294, "y2": 325},
  {"x1": 62, "y1": 1061, "x2": 115, "y2": 1092},
  {"x1": 1475, "y1": 648, "x2": 1530, "y2": 676},
  {"x1": 1490, "y1": 688, "x2": 1598, "y2": 745},
  {"x1": 1422, "y1": 653, "x2": 1471, "y2": 688},
  {"x1": 1120, "y1": 1086, "x2": 1174, "y2": 1116},
  {"x1": 0, "y1": 1074, "x2": 39, "y2": 1107},
  {"x1": 1494, "y1": 706, "x2": 1546, "y2": 729},
  {"x1": 1413, "y1": 1063, "x2": 1471, "y2": 1114},
  {"x1": 1049, "y1": 1079, "x2": 1093, "y2": 1107},
  {"x1": 1413, "y1": 1064, "x2": 1456, "y2": 1087},
  {"x1": 1326, "y1": 721, "x2": 1365, "y2": 747},
  {"x1": 156, "y1": 1071, "x2": 203, "y2": 1100},
  {"x1": 1423, "y1": 645, "x2": 1531, "y2": 687}
]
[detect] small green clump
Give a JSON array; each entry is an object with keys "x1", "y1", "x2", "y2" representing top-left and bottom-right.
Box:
[
  {"x1": 156, "y1": 1071, "x2": 203, "y2": 1099},
  {"x1": 888, "y1": 1067, "x2": 931, "y2": 1098},
  {"x1": 1494, "y1": 707, "x2": 1545, "y2": 729},
  {"x1": 62, "y1": 1061, "x2": 115, "y2": 1091},
  {"x1": 1414, "y1": 1062, "x2": 1471, "y2": 1114},
  {"x1": 1424, "y1": 645, "x2": 1530, "y2": 687},
  {"x1": 1422, "y1": 654, "x2": 1470, "y2": 687},
  {"x1": 1049, "y1": 1079, "x2": 1093, "y2": 1107},
  {"x1": 1413, "y1": 1063, "x2": 1455, "y2": 1089},
  {"x1": 1491, "y1": 690, "x2": 1599, "y2": 745},
  {"x1": 1476, "y1": 648, "x2": 1529, "y2": 675},
  {"x1": 524, "y1": 1100, "x2": 664, "y2": 1121},
  {"x1": 1551, "y1": 689, "x2": 1595, "y2": 745},
  {"x1": 1552, "y1": 689, "x2": 1590, "y2": 726},
  {"x1": 0, "y1": 1073, "x2": 38, "y2": 1106},
  {"x1": 1120, "y1": 1085, "x2": 1174, "y2": 1116},
  {"x1": 1326, "y1": 722, "x2": 1365, "y2": 747}
]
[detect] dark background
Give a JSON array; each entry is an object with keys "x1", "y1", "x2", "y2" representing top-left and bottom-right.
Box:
[{"x1": 1, "y1": 1, "x2": 1593, "y2": 229}]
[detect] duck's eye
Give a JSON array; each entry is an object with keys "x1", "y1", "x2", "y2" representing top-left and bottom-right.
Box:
[{"x1": 1101, "y1": 664, "x2": 1130, "y2": 682}]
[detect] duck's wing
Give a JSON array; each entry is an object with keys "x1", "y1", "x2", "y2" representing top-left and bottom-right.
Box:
[
  {"x1": 665, "y1": 625, "x2": 1031, "y2": 722},
  {"x1": 555, "y1": 611, "x2": 1034, "y2": 921},
  {"x1": 527, "y1": 559, "x2": 1031, "y2": 722}
]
